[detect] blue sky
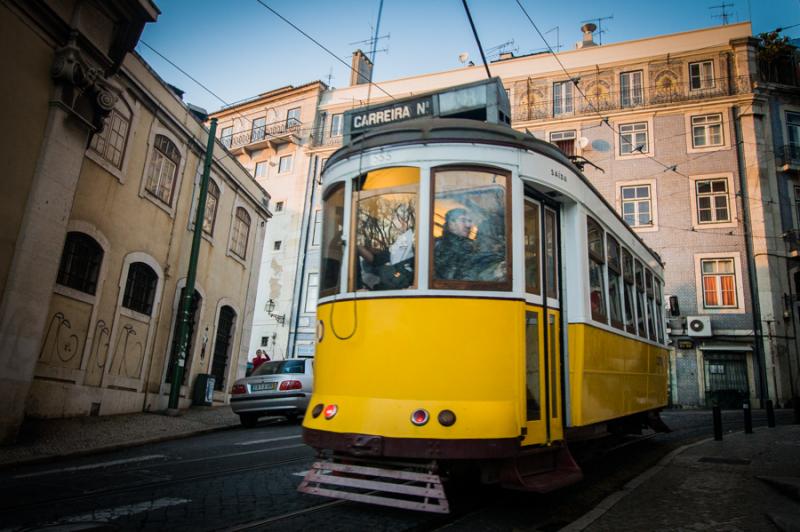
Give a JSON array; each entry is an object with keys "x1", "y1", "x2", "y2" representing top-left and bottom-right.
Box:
[{"x1": 137, "y1": 0, "x2": 799, "y2": 112}]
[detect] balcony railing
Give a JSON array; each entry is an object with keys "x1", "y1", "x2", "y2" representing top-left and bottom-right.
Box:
[
  {"x1": 512, "y1": 75, "x2": 753, "y2": 123},
  {"x1": 220, "y1": 119, "x2": 302, "y2": 151},
  {"x1": 779, "y1": 144, "x2": 800, "y2": 171},
  {"x1": 312, "y1": 134, "x2": 344, "y2": 148}
]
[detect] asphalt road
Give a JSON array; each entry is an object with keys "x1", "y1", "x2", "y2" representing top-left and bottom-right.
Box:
[{"x1": 0, "y1": 409, "x2": 793, "y2": 531}]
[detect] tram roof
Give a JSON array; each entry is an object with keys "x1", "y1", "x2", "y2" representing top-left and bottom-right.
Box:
[{"x1": 326, "y1": 117, "x2": 663, "y2": 267}]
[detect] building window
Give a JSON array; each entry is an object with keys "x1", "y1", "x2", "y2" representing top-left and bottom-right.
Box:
[
  {"x1": 145, "y1": 134, "x2": 181, "y2": 206},
  {"x1": 620, "y1": 71, "x2": 643, "y2": 107},
  {"x1": 260, "y1": 336, "x2": 269, "y2": 347},
  {"x1": 122, "y1": 262, "x2": 158, "y2": 315},
  {"x1": 689, "y1": 60, "x2": 714, "y2": 90},
  {"x1": 553, "y1": 81, "x2": 573, "y2": 116},
  {"x1": 275, "y1": 201, "x2": 284, "y2": 212},
  {"x1": 203, "y1": 179, "x2": 220, "y2": 235},
  {"x1": 254, "y1": 161, "x2": 267, "y2": 178},
  {"x1": 621, "y1": 185, "x2": 653, "y2": 227},
  {"x1": 795, "y1": 185, "x2": 800, "y2": 225},
  {"x1": 312, "y1": 209, "x2": 322, "y2": 246},
  {"x1": 550, "y1": 130, "x2": 576, "y2": 156},
  {"x1": 692, "y1": 113, "x2": 723, "y2": 148},
  {"x1": 695, "y1": 179, "x2": 730, "y2": 224},
  {"x1": 251, "y1": 117, "x2": 266, "y2": 142},
  {"x1": 587, "y1": 217, "x2": 607, "y2": 323},
  {"x1": 273, "y1": 240, "x2": 282, "y2": 251},
  {"x1": 287, "y1": 107, "x2": 301, "y2": 127},
  {"x1": 330, "y1": 113, "x2": 343, "y2": 137},
  {"x1": 305, "y1": 272, "x2": 319, "y2": 313},
  {"x1": 230, "y1": 207, "x2": 250, "y2": 259},
  {"x1": 57, "y1": 232, "x2": 103, "y2": 295},
  {"x1": 278, "y1": 154, "x2": 293, "y2": 174},
  {"x1": 619, "y1": 122, "x2": 648, "y2": 155},
  {"x1": 220, "y1": 126, "x2": 232, "y2": 148},
  {"x1": 701, "y1": 258, "x2": 737, "y2": 308},
  {"x1": 788, "y1": 112, "x2": 800, "y2": 160},
  {"x1": 90, "y1": 108, "x2": 130, "y2": 169}
]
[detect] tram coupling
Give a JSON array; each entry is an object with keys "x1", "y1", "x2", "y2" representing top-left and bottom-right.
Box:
[{"x1": 298, "y1": 453, "x2": 450, "y2": 514}]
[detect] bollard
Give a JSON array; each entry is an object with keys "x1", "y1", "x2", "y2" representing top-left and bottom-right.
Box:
[
  {"x1": 713, "y1": 405, "x2": 723, "y2": 440},
  {"x1": 794, "y1": 396, "x2": 800, "y2": 425},
  {"x1": 743, "y1": 402, "x2": 753, "y2": 434},
  {"x1": 766, "y1": 400, "x2": 776, "y2": 428}
]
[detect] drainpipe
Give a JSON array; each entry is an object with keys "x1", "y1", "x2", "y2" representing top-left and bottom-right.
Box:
[{"x1": 732, "y1": 105, "x2": 769, "y2": 405}]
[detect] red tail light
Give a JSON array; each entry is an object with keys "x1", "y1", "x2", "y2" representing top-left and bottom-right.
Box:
[
  {"x1": 279, "y1": 380, "x2": 302, "y2": 391},
  {"x1": 231, "y1": 384, "x2": 246, "y2": 395},
  {"x1": 324, "y1": 404, "x2": 338, "y2": 419},
  {"x1": 411, "y1": 409, "x2": 429, "y2": 426}
]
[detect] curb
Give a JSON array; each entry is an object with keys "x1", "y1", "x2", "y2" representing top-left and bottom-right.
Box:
[
  {"x1": 559, "y1": 436, "x2": 714, "y2": 532},
  {"x1": 0, "y1": 423, "x2": 239, "y2": 472}
]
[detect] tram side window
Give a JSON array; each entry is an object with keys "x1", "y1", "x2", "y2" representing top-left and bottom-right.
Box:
[
  {"x1": 645, "y1": 269, "x2": 657, "y2": 340},
  {"x1": 352, "y1": 167, "x2": 419, "y2": 292},
  {"x1": 606, "y1": 236, "x2": 624, "y2": 330},
  {"x1": 524, "y1": 201, "x2": 541, "y2": 295},
  {"x1": 431, "y1": 167, "x2": 510, "y2": 290},
  {"x1": 634, "y1": 260, "x2": 648, "y2": 338},
  {"x1": 655, "y1": 278, "x2": 665, "y2": 343},
  {"x1": 320, "y1": 183, "x2": 345, "y2": 297},
  {"x1": 545, "y1": 209, "x2": 558, "y2": 299},
  {"x1": 622, "y1": 249, "x2": 636, "y2": 334},
  {"x1": 587, "y1": 217, "x2": 607, "y2": 323}
]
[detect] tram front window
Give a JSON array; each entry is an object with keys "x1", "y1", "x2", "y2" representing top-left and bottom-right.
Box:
[
  {"x1": 351, "y1": 167, "x2": 419, "y2": 291},
  {"x1": 431, "y1": 168, "x2": 510, "y2": 289}
]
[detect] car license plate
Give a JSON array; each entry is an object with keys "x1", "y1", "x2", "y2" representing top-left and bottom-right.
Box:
[{"x1": 251, "y1": 382, "x2": 276, "y2": 392}]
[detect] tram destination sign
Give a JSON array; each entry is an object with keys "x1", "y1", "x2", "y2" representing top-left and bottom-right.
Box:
[{"x1": 350, "y1": 96, "x2": 433, "y2": 132}]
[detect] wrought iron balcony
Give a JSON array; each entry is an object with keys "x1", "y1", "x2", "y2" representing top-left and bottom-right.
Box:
[
  {"x1": 511, "y1": 75, "x2": 753, "y2": 123},
  {"x1": 222, "y1": 119, "x2": 302, "y2": 152},
  {"x1": 312, "y1": 134, "x2": 344, "y2": 148}
]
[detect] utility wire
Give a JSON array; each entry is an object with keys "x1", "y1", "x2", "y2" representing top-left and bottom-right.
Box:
[
  {"x1": 253, "y1": 0, "x2": 395, "y2": 101},
  {"x1": 462, "y1": 0, "x2": 492, "y2": 79}
]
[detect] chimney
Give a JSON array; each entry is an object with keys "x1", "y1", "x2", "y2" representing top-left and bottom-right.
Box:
[
  {"x1": 349, "y1": 49, "x2": 374, "y2": 86},
  {"x1": 576, "y1": 23, "x2": 598, "y2": 49}
]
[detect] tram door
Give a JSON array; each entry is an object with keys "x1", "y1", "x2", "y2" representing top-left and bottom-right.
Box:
[{"x1": 522, "y1": 199, "x2": 563, "y2": 445}]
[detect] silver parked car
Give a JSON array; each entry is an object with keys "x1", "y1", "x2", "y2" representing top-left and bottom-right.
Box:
[{"x1": 230, "y1": 359, "x2": 313, "y2": 427}]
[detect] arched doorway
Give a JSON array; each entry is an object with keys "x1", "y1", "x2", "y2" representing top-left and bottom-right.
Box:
[{"x1": 211, "y1": 306, "x2": 236, "y2": 391}]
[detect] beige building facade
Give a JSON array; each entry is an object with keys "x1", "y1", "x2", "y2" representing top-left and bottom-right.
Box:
[{"x1": 0, "y1": 0, "x2": 270, "y2": 443}]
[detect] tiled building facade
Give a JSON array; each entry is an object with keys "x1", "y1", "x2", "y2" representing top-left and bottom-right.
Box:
[{"x1": 216, "y1": 23, "x2": 800, "y2": 409}]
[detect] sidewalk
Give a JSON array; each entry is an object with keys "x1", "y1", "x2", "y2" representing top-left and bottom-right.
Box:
[
  {"x1": 0, "y1": 406, "x2": 242, "y2": 468},
  {"x1": 565, "y1": 424, "x2": 800, "y2": 532}
]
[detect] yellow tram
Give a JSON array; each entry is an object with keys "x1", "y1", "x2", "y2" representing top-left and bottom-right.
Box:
[{"x1": 299, "y1": 79, "x2": 668, "y2": 513}]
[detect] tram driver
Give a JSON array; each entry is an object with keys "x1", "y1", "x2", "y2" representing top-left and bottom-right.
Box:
[{"x1": 434, "y1": 207, "x2": 505, "y2": 283}]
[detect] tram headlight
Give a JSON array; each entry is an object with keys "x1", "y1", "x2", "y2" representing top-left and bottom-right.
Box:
[
  {"x1": 410, "y1": 409, "x2": 429, "y2": 426},
  {"x1": 437, "y1": 410, "x2": 456, "y2": 427}
]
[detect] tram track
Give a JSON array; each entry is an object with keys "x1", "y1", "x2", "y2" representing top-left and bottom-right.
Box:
[{"x1": 1, "y1": 453, "x2": 311, "y2": 514}]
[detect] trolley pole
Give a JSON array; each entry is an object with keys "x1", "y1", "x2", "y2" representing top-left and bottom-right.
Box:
[{"x1": 167, "y1": 118, "x2": 217, "y2": 412}]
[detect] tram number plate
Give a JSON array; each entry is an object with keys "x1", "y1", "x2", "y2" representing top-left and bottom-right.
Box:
[{"x1": 251, "y1": 382, "x2": 276, "y2": 392}]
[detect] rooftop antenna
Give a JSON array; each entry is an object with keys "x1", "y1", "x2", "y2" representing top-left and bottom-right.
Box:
[
  {"x1": 325, "y1": 67, "x2": 334, "y2": 87},
  {"x1": 710, "y1": 3, "x2": 735, "y2": 25},
  {"x1": 486, "y1": 39, "x2": 519, "y2": 60},
  {"x1": 581, "y1": 15, "x2": 613, "y2": 44},
  {"x1": 348, "y1": 32, "x2": 390, "y2": 60},
  {"x1": 544, "y1": 26, "x2": 561, "y2": 52}
]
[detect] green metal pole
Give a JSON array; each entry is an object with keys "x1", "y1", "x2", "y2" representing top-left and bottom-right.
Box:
[{"x1": 168, "y1": 118, "x2": 217, "y2": 411}]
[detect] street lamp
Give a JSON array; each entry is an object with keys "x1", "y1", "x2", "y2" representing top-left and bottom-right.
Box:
[{"x1": 266, "y1": 298, "x2": 286, "y2": 326}]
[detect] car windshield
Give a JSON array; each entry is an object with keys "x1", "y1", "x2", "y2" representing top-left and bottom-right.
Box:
[{"x1": 251, "y1": 360, "x2": 305, "y2": 376}]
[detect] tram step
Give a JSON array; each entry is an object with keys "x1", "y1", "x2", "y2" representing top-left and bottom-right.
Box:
[
  {"x1": 298, "y1": 457, "x2": 450, "y2": 514},
  {"x1": 500, "y1": 445, "x2": 583, "y2": 493}
]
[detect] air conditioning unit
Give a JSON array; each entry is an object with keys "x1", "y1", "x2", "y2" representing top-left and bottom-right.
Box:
[{"x1": 686, "y1": 316, "x2": 712, "y2": 337}]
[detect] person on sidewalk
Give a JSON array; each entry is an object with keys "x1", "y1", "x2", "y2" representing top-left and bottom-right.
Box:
[{"x1": 252, "y1": 349, "x2": 269, "y2": 371}]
